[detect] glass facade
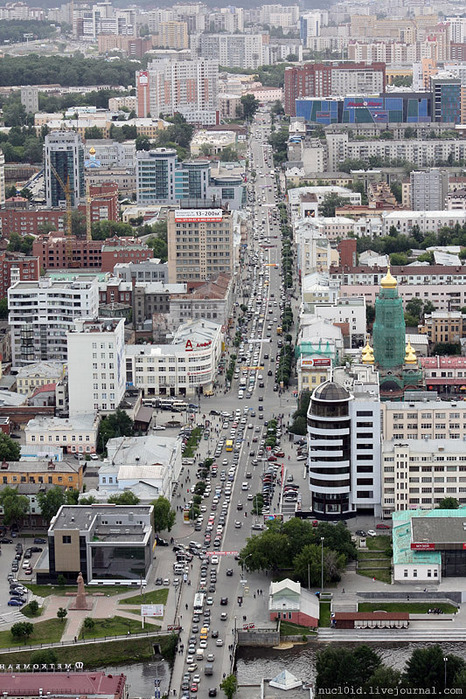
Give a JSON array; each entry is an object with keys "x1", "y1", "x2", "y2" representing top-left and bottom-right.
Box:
[
  {"x1": 296, "y1": 93, "x2": 432, "y2": 125},
  {"x1": 90, "y1": 544, "x2": 150, "y2": 581}
]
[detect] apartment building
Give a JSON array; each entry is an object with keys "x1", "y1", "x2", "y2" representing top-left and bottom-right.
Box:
[
  {"x1": 167, "y1": 208, "x2": 234, "y2": 283},
  {"x1": 195, "y1": 34, "x2": 265, "y2": 70},
  {"x1": 381, "y1": 400, "x2": 466, "y2": 441},
  {"x1": 67, "y1": 318, "x2": 126, "y2": 416},
  {"x1": 421, "y1": 311, "x2": 466, "y2": 344},
  {"x1": 410, "y1": 170, "x2": 449, "y2": 211},
  {"x1": 113, "y1": 259, "x2": 168, "y2": 284},
  {"x1": 136, "y1": 59, "x2": 218, "y2": 122},
  {"x1": 157, "y1": 21, "x2": 189, "y2": 49},
  {"x1": 8, "y1": 278, "x2": 99, "y2": 367},
  {"x1": 0, "y1": 459, "x2": 83, "y2": 491}
]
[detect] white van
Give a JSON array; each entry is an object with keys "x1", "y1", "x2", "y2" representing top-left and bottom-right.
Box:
[{"x1": 196, "y1": 649, "x2": 205, "y2": 661}]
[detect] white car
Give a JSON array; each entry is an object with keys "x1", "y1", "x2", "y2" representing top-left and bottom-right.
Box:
[
  {"x1": 367, "y1": 529, "x2": 377, "y2": 537},
  {"x1": 216, "y1": 638, "x2": 224, "y2": 647},
  {"x1": 199, "y1": 640, "x2": 208, "y2": 649},
  {"x1": 210, "y1": 555, "x2": 219, "y2": 565}
]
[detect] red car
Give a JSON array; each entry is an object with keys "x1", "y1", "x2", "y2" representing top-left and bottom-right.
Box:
[
  {"x1": 274, "y1": 451, "x2": 285, "y2": 457},
  {"x1": 376, "y1": 523, "x2": 390, "y2": 529},
  {"x1": 268, "y1": 455, "x2": 278, "y2": 462}
]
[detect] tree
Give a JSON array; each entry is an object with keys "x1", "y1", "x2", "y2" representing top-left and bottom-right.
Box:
[
  {"x1": 438, "y1": 497, "x2": 459, "y2": 509},
  {"x1": 316, "y1": 645, "x2": 381, "y2": 689},
  {"x1": 0, "y1": 486, "x2": 29, "y2": 528},
  {"x1": 390, "y1": 252, "x2": 409, "y2": 266},
  {"x1": 97, "y1": 409, "x2": 134, "y2": 452},
  {"x1": 152, "y1": 496, "x2": 176, "y2": 532},
  {"x1": 432, "y1": 342, "x2": 461, "y2": 356},
  {"x1": 0, "y1": 298, "x2": 8, "y2": 319},
  {"x1": 37, "y1": 486, "x2": 67, "y2": 524},
  {"x1": 293, "y1": 543, "x2": 324, "y2": 586},
  {"x1": 71, "y1": 210, "x2": 86, "y2": 238},
  {"x1": 404, "y1": 646, "x2": 464, "y2": 691},
  {"x1": 83, "y1": 616, "x2": 95, "y2": 631},
  {"x1": 319, "y1": 193, "x2": 347, "y2": 217},
  {"x1": 10, "y1": 621, "x2": 34, "y2": 642},
  {"x1": 108, "y1": 491, "x2": 140, "y2": 505},
  {"x1": 57, "y1": 607, "x2": 68, "y2": 622},
  {"x1": 366, "y1": 304, "x2": 375, "y2": 328},
  {"x1": 390, "y1": 181, "x2": 403, "y2": 203},
  {"x1": 405, "y1": 298, "x2": 424, "y2": 323},
  {"x1": 239, "y1": 530, "x2": 290, "y2": 572},
  {"x1": 219, "y1": 145, "x2": 239, "y2": 162},
  {"x1": 135, "y1": 135, "x2": 151, "y2": 151},
  {"x1": 240, "y1": 93, "x2": 260, "y2": 121},
  {"x1": 27, "y1": 599, "x2": 40, "y2": 615},
  {"x1": 79, "y1": 495, "x2": 97, "y2": 505},
  {"x1": 366, "y1": 665, "x2": 401, "y2": 690},
  {"x1": 220, "y1": 674, "x2": 238, "y2": 699}
]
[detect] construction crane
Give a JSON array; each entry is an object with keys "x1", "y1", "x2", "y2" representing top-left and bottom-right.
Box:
[{"x1": 49, "y1": 162, "x2": 75, "y2": 267}]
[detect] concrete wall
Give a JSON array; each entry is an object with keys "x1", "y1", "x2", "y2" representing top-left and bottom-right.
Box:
[{"x1": 237, "y1": 630, "x2": 280, "y2": 647}]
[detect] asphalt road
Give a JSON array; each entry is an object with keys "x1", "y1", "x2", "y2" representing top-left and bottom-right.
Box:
[{"x1": 169, "y1": 107, "x2": 305, "y2": 698}]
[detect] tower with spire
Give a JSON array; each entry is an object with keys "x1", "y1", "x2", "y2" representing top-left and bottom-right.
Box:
[{"x1": 362, "y1": 266, "x2": 424, "y2": 400}]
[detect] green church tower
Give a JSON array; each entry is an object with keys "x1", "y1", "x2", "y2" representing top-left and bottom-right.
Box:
[{"x1": 373, "y1": 267, "x2": 406, "y2": 369}]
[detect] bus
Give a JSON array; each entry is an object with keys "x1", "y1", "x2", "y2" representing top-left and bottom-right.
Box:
[
  {"x1": 225, "y1": 440, "x2": 233, "y2": 452},
  {"x1": 172, "y1": 400, "x2": 188, "y2": 412},
  {"x1": 194, "y1": 592, "x2": 205, "y2": 612}
]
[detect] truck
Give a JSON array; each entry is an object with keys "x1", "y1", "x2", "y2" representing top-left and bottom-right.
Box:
[{"x1": 204, "y1": 663, "x2": 214, "y2": 676}]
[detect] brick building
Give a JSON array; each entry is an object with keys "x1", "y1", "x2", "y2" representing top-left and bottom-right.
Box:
[
  {"x1": 0, "y1": 208, "x2": 65, "y2": 237},
  {"x1": 0, "y1": 251, "x2": 40, "y2": 299},
  {"x1": 32, "y1": 234, "x2": 153, "y2": 271},
  {"x1": 101, "y1": 237, "x2": 153, "y2": 273}
]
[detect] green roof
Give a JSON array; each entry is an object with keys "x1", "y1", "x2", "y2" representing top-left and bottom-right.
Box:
[{"x1": 392, "y1": 509, "x2": 443, "y2": 566}]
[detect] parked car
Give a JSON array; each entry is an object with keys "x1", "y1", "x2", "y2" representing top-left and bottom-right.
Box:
[
  {"x1": 367, "y1": 530, "x2": 377, "y2": 537},
  {"x1": 376, "y1": 523, "x2": 391, "y2": 529},
  {"x1": 33, "y1": 538, "x2": 46, "y2": 544}
]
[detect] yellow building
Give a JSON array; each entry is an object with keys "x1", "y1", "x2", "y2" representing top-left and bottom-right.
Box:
[
  {"x1": 0, "y1": 460, "x2": 83, "y2": 490},
  {"x1": 157, "y1": 21, "x2": 189, "y2": 50}
]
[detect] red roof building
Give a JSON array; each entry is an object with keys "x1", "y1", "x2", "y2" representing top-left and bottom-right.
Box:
[
  {"x1": 0, "y1": 672, "x2": 127, "y2": 699},
  {"x1": 420, "y1": 356, "x2": 466, "y2": 391}
]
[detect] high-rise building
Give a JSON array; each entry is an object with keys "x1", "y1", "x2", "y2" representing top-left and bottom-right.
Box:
[
  {"x1": 44, "y1": 131, "x2": 85, "y2": 209},
  {"x1": 167, "y1": 208, "x2": 234, "y2": 282},
  {"x1": 136, "y1": 59, "x2": 218, "y2": 122},
  {"x1": 67, "y1": 317, "x2": 126, "y2": 415},
  {"x1": 8, "y1": 278, "x2": 99, "y2": 366},
  {"x1": 410, "y1": 169, "x2": 449, "y2": 211},
  {"x1": 158, "y1": 20, "x2": 189, "y2": 49},
  {"x1": 196, "y1": 34, "x2": 265, "y2": 70},
  {"x1": 431, "y1": 72, "x2": 462, "y2": 124},
  {"x1": 284, "y1": 62, "x2": 386, "y2": 116},
  {"x1": 136, "y1": 150, "x2": 211, "y2": 206},
  {"x1": 20, "y1": 85, "x2": 39, "y2": 114},
  {"x1": 307, "y1": 372, "x2": 381, "y2": 518}
]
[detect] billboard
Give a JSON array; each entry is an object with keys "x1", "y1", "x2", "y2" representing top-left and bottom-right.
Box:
[
  {"x1": 175, "y1": 209, "x2": 223, "y2": 223},
  {"x1": 141, "y1": 604, "x2": 164, "y2": 617}
]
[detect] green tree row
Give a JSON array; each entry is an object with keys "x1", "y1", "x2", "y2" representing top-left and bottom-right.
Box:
[{"x1": 0, "y1": 19, "x2": 57, "y2": 44}]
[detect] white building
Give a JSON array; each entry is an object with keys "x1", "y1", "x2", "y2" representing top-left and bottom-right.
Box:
[
  {"x1": 8, "y1": 278, "x2": 99, "y2": 367},
  {"x1": 294, "y1": 224, "x2": 337, "y2": 277},
  {"x1": 125, "y1": 318, "x2": 223, "y2": 397},
  {"x1": 301, "y1": 272, "x2": 339, "y2": 306},
  {"x1": 195, "y1": 34, "x2": 267, "y2": 70},
  {"x1": 314, "y1": 296, "x2": 366, "y2": 349},
  {"x1": 67, "y1": 318, "x2": 126, "y2": 416},
  {"x1": 287, "y1": 186, "x2": 361, "y2": 225},
  {"x1": 113, "y1": 259, "x2": 168, "y2": 284},
  {"x1": 25, "y1": 413, "x2": 99, "y2": 455},
  {"x1": 307, "y1": 374, "x2": 381, "y2": 518},
  {"x1": 95, "y1": 434, "x2": 182, "y2": 501}
]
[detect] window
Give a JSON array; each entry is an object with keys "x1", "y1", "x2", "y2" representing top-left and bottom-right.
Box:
[{"x1": 62, "y1": 535, "x2": 71, "y2": 544}]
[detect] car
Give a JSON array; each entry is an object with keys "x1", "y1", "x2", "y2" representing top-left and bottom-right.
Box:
[
  {"x1": 0, "y1": 537, "x2": 13, "y2": 544},
  {"x1": 220, "y1": 612, "x2": 227, "y2": 621},
  {"x1": 234, "y1": 521, "x2": 242, "y2": 529},
  {"x1": 226, "y1": 568, "x2": 233, "y2": 577},
  {"x1": 220, "y1": 597, "x2": 228, "y2": 605},
  {"x1": 30, "y1": 546, "x2": 43, "y2": 553},
  {"x1": 210, "y1": 555, "x2": 219, "y2": 565},
  {"x1": 237, "y1": 502, "x2": 243, "y2": 511},
  {"x1": 8, "y1": 599, "x2": 24, "y2": 606},
  {"x1": 206, "y1": 597, "x2": 213, "y2": 606},
  {"x1": 199, "y1": 640, "x2": 207, "y2": 649},
  {"x1": 33, "y1": 538, "x2": 46, "y2": 544},
  {"x1": 355, "y1": 530, "x2": 367, "y2": 537},
  {"x1": 215, "y1": 638, "x2": 223, "y2": 646},
  {"x1": 192, "y1": 674, "x2": 201, "y2": 684},
  {"x1": 252, "y1": 523, "x2": 264, "y2": 531},
  {"x1": 163, "y1": 578, "x2": 170, "y2": 585},
  {"x1": 187, "y1": 664, "x2": 198, "y2": 673},
  {"x1": 181, "y1": 680, "x2": 190, "y2": 691},
  {"x1": 24, "y1": 568, "x2": 33, "y2": 575},
  {"x1": 367, "y1": 530, "x2": 377, "y2": 537},
  {"x1": 376, "y1": 523, "x2": 391, "y2": 529},
  {"x1": 208, "y1": 689, "x2": 217, "y2": 697},
  {"x1": 206, "y1": 653, "x2": 215, "y2": 662}
]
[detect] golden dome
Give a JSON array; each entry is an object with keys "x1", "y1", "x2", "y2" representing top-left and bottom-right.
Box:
[
  {"x1": 89, "y1": 147, "x2": 96, "y2": 155},
  {"x1": 381, "y1": 265, "x2": 397, "y2": 289},
  {"x1": 361, "y1": 341, "x2": 374, "y2": 364},
  {"x1": 405, "y1": 340, "x2": 417, "y2": 365}
]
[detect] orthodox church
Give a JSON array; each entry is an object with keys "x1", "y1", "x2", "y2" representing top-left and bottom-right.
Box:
[{"x1": 362, "y1": 267, "x2": 424, "y2": 400}]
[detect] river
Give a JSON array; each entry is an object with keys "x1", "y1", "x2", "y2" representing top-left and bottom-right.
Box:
[{"x1": 102, "y1": 642, "x2": 466, "y2": 697}]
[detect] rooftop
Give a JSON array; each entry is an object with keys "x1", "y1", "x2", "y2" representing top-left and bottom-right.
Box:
[
  {"x1": 50, "y1": 504, "x2": 153, "y2": 533},
  {"x1": 0, "y1": 672, "x2": 126, "y2": 697},
  {"x1": 420, "y1": 356, "x2": 466, "y2": 369},
  {"x1": 106, "y1": 434, "x2": 180, "y2": 467}
]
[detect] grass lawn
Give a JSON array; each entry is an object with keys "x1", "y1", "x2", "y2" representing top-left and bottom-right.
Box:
[
  {"x1": 280, "y1": 621, "x2": 316, "y2": 637},
  {"x1": 25, "y1": 584, "x2": 130, "y2": 598},
  {"x1": 358, "y1": 569, "x2": 392, "y2": 584},
  {"x1": 359, "y1": 602, "x2": 457, "y2": 614},
  {"x1": 0, "y1": 636, "x2": 157, "y2": 669},
  {"x1": 319, "y1": 602, "x2": 331, "y2": 627},
  {"x1": 0, "y1": 618, "x2": 63, "y2": 648},
  {"x1": 119, "y1": 589, "x2": 168, "y2": 606},
  {"x1": 79, "y1": 616, "x2": 159, "y2": 640},
  {"x1": 365, "y1": 535, "x2": 391, "y2": 551}
]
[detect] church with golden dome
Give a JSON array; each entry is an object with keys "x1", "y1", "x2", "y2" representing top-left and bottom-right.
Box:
[{"x1": 362, "y1": 266, "x2": 425, "y2": 400}]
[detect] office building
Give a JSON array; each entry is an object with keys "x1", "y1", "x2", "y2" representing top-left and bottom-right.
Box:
[
  {"x1": 16, "y1": 360, "x2": 65, "y2": 396},
  {"x1": 44, "y1": 131, "x2": 85, "y2": 208},
  {"x1": 38, "y1": 504, "x2": 154, "y2": 584},
  {"x1": 67, "y1": 318, "x2": 126, "y2": 415},
  {"x1": 382, "y1": 398, "x2": 466, "y2": 442},
  {"x1": 20, "y1": 85, "x2": 39, "y2": 114},
  {"x1": 431, "y1": 72, "x2": 462, "y2": 124},
  {"x1": 113, "y1": 259, "x2": 168, "y2": 284},
  {"x1": 167, "y1": 208, "x2": 234, "y2": 282},
  {"x1": 136, "y1": 59, "x2": 218, "y2": 122},
  {"x1": 8, "y1": 278, "x2": 99, "y2": 366},
  {"x1": 284, "y1": 62, "x2": 386, "y2": 116},
  {"x1": 25, "y1": 413, "x2": 99, "y2": 456},
  {"x1": 295, "y1": 93, "x2": 432, "y2": 125},
  {"x1": 136, "y1": 148, "x2": 178, "y2": 205},
  {"x1": 307, "y1": 371, "x2": 381, "y2": 518},
  {"x1": 410, "y1": 169, "x2": 449, "y2": 211}
]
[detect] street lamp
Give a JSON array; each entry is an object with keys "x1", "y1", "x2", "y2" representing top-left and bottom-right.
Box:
[
  {"x1": 320, "y1": 537, "x2": 325, "y2": 592},
  {"x1": 444, "y1": 657, "x2": 448, "y2": 689}
]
